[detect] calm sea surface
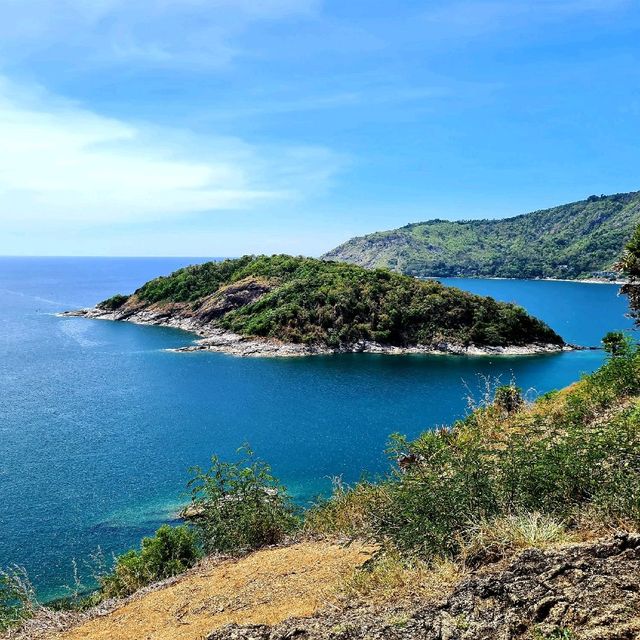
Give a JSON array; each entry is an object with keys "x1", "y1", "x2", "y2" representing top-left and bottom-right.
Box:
[{"x1": 0, "y1": 257, "x2": 633, "y2": 599}]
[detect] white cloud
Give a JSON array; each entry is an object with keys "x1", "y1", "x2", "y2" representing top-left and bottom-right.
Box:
[
  {"x1": 0, "y1": 0, "x2": 320, "y2": 68},
  {"x1": 0, "y1": 77, "x2": 344, "y2": 226}
]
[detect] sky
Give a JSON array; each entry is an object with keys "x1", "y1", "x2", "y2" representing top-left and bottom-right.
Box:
[{"x1": 0, "y1": 0, "x2": 639, "y2": 257}]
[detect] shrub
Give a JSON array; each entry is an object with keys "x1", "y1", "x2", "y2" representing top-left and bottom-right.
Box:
[
  {"x1": 0, "y1": 566, "x2": 37, "y2": 632},
  {"x1": 307, "y1": 344, "x2": 640, "y2": 561},
  {"x1": 493, "y1": 385, "x2": 524, "y2": 414},
  {"x1": 305, "y1": 478, "x2": 390, "y2": 538},
  {"x1": 97, "y1": 294, "x2": 129, "y2": 310},
  {"x1": 187, "y1": 447, "x2": 299, "y2": 554},
  {"x1": 602, "y1": 331, "x2": 632, "y2": 358},
  {"x1": 101, "y1": 525, "x2": 200, "y2": 598}
]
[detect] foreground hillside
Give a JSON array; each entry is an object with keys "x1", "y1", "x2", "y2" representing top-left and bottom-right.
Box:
[
  {"x1": 65, "y1": 255, "x2": 564, "y2": 356},
  {"x1": 6, "y1": 335, "x2": 640, "y2": 640},
  {"x1": 208, "y1": 535, "x2": 640, "y2": 640},
  {"x1": 11, "y1": 536, "x2": 639, "y2": 640},
  {"x1": 324, "y1": 191, "x2": 640, "y2": 279}
]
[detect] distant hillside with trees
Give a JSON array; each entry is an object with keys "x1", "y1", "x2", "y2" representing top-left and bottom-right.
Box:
[{"x1": 324, "y1": 191, "x2": 640, "y2": 279}]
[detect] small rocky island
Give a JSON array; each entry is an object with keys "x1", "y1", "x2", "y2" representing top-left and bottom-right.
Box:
[{"x1": 62, "y1": 255, "x2": 567, "y2": 357}]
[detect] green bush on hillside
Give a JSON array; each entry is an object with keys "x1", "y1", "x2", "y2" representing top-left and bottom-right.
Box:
[
  {"x1": 0, "y1": 566, "x2": 37, "y2": 632},
  {"x1": 97, "y1": 294, "x2": 129, "y2": 310},
  {"x1": 619, "y1": 223, "x2": 640, "y2": 325},
  {"x1": 187, "y1": 447, "x2": 299, "y2": 554},
  {"x1": 100, "y1": 525, "x2": 200, "y2": 598},
  {"x1": 308, "y1": 343, "x2": 640, "y2": 559}
]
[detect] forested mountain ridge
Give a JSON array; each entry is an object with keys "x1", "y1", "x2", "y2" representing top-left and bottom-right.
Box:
[{"x1": 323, "y1": 191, "x2": 640, "y2": 279}]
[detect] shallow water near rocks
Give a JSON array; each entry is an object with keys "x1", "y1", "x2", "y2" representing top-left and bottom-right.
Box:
[{"x1": 0, "y1": 257, "x2": 632, "y2": 600}]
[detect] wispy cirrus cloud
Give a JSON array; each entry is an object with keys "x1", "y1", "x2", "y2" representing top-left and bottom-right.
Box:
[
  {"x1": 196, "y1": 85, "x2": 456, "y2": 121},
  {"x1": 0, "y1": 0, "x2": 321, "y2": 68},
  {"x1": 0, "y1": 76, "x2": 345, "y2": 228}
]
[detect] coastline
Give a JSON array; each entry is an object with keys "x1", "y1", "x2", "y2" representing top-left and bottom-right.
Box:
[
  {"x1": 436, "y1": 276, "x2": 626, "y2": 285},
  {"x1": 542, "y1": 277, "x2": 626, "y2": 285},
  {"x1": 59, "y1": 307, "x2": 574, "y2": 358}
]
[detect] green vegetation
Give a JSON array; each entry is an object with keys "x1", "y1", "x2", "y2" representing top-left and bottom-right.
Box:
[
  {"x1": 306, "y1": 340, "x2": 640, "y2": 560},
  {"x1": 619, "y1": 222, "x2": 640, "y2": 324},
  {"x1": 187, "y1": 447, "x2": 299, "y2": 555},
  {"x1": 133, "y1": 254, "x2": 256, "y2": 303},
  {"x1": 97, "y1": 293, "x2": 128, "y2": 310},
  {"x1": 0, "y1": 567, "x2": 36, "y2": 632},
  {"x1": 323, "y1": 191, "x2": 640, "y2": 279},
  {"x1": 104, "y1": 254, "x2": 563, "y2": 348},
  {"x1": 100, "y1": 525, "x2": 200, "y2": 598}
]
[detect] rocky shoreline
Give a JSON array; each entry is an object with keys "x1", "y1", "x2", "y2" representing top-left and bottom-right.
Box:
[{"x1": 59, "y1": 307, "x2": 575, "y2": 358}]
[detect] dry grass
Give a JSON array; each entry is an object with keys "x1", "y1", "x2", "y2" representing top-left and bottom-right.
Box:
[
  {"x1": 461, "y1": 512, "x2": 576, "y2": 562},
  {"x1": 335, "y1": 551, "x2": 464, "y2": 608},
  {"x1": 332, "y1": 512, "x2": 631, "y2": 610},
  {"x1": 304, "y1": 480, "x2": 390, "y2": 538},
  {"x1": 35, "y1": 540, "x2": 374, "y2": 640}
]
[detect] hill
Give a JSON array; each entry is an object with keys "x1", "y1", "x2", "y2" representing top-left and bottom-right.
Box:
[
  {"x1": 323, "y1": 191, "x2": 640, "y2": 279},
  {"x1": 65, "y1": 255, "x2": 564, "y2": 356}
]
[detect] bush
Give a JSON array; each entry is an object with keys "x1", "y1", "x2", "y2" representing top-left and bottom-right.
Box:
[
  {"x1": 97, "y1": 294, "x2": 129, "y2": 310},
  {"x1": 307, "y1": 343, "x2": 640, "y2": 560},
  {"x1": 493, "y1": 385, "x2": 524, "y2": 414},
  {"x1": 0, "y1": 566, "x2": 37, "y2": 631},
  {"x1": 101, "y1": 525, "x2": 200, "y2": 598},
  {"x1": 602, "y1": 331, "x2": 632, "y2": 357},
  {"x1": 305, "y1": 478, "x2": 390, "y2": 538},
  {"x1": 187, "y1": 447, "x2": 299, "y2": 554}
]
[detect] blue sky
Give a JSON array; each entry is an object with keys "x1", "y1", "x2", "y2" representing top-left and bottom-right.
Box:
[{"x1": 1, "y1": 0, "x2": 639, "y2": 256}]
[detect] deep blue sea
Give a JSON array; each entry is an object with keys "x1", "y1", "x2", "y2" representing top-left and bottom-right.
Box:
[{"x1": 0, "y1": 257, "x2": 633, "y2": 600}]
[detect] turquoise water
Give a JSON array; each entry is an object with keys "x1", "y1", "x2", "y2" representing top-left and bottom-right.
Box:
[{"x1": 0, "y1": 258, "x2": 633, "y2": 600}]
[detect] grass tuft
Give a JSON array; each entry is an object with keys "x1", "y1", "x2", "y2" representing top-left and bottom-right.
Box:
[
  {"x1": 461, "y1": 513, "x2": 574, "y2": 566},
  {"x1": 336, "y1": 550, "x2": 463, "y2": 607}
]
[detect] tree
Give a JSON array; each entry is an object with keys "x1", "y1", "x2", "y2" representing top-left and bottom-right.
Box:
[
  {"x1": 618, "y1": 225, "x2": 640, "y2": 324},
  {"x1": 602, "y1": 332, "x2": 631, "y2": 358}
]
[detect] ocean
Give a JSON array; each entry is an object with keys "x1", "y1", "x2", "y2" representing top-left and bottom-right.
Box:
[{"x1": 0, "y1": 257, "x2": 632, "y2": 600}]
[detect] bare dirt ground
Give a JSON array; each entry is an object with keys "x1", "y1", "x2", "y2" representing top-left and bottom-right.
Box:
[{"x1": 50, "y1": 541, "x2": 373, "y2": 640}]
